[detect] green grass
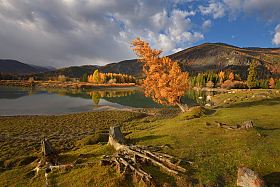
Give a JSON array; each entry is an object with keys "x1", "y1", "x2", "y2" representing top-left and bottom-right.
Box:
[{"x1": 0, "y1": 89, "x2": 280, "y2": 186}]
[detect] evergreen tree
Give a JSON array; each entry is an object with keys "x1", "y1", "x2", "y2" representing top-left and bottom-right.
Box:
[
  {"x1": 81, "y1": 74, "x2": 88, "y2": 82},
  {"x1": 247, "y1": 60, "x2": 258, "y2": 91}
]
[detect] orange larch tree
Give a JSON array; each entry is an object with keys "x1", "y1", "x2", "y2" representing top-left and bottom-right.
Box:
[
  {"x1": 218, "y1": 71, "x2": 225, "y2": 83},
  {"x1": 228, "y1": 72, "x2": 234, "y2": 81},
  {"x1": 131, "y1": 37, "x2": 189, "y2": 112},
  {"x1": 269, "y1": 78, "x2": 275, "y2": 89}
]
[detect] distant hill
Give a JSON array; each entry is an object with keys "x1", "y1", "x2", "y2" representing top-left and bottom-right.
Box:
[
  {"x1": 0, "y1": 59, "x2": 55, "y2": 74},
  {"x1": 29, "y1": 64, "x2": 56, "y2": 72},
  {"x1": 32, "y1": 65, "x2": 98, "y2": 79},
  {"x1": 0, "y1": 59, "x2": 41, "y2": 74}
]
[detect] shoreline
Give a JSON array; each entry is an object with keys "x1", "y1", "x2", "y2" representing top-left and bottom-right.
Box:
[{"x1": 0, "y1": 80, "x2": 139, "y2": 90}]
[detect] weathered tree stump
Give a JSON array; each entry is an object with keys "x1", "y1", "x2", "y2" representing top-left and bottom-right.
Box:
[
  {"x1": 242, "y1": 121, "x2": 254, "y2": 129},
  {"x1": 105, "y1": 125, "x2": 186, "y2": 184},
  {"x1": 33, "y1": 138, "x2": 58, "y2": 173}
]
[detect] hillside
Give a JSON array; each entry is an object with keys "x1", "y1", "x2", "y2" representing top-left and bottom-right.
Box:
[
  {"x1": 0, "y1": 59, "x2": 41, "y2": 75},
  {"x1": 170, "y1": 43, "x2": 280, "y2": 79},
  {"x1": 32, "y1": 65, "x2": 98, "y2": 79},
  {"x1": 0, "y1": 59, "x2": 55, "y2": 75}
]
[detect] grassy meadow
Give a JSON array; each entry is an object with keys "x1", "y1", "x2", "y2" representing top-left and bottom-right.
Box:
[{"x1": 0, "y1": 89, "x2": 280, "y2": 186}]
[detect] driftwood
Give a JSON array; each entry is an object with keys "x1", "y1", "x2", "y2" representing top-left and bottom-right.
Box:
[{"x1": 33, "y1": 126, "x2": 186, "y2": 186}]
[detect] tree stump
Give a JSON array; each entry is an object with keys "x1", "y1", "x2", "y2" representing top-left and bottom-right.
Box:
[
  {"x1": 106, "y1": 125, "x2": 186, "y2": 184},
  {"x1": 33, "y1": 138, "x2": 58, "y2": 173},
  {"x1": 242, "y1": 121, "x2": 254, "y2": 129},
  {"x1": 40, "y1": 138, "x2": 58, "y2": 166}
]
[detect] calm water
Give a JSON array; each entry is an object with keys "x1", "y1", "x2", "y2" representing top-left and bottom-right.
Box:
[{"x1": 0, "y1": 86, "x2": 215, "y2": 116}]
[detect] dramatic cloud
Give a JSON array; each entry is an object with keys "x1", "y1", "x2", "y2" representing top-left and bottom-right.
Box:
[
  {"x1": 1, "y1": 0, "x2": 279, "y2": 68},
  {"x1": 199, "y1": 0, "x2": 280, "y2": 22},
  {"x1": 0, "y1": 0, "x2": 208, "y2": 68},
  {"x1": 272, "y1": 24, "x2": 280, "y2": 45}
]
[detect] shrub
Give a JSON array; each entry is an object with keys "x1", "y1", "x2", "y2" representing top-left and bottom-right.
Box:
[
  {"x1": 221, "y1": 80, "x2": 247, "y2": 89},
  {"x1": 221, "y1": 80, "x2": 234, "y2": 90}
]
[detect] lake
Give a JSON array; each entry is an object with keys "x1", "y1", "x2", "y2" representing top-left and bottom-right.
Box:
[{"x1": 0, "y1": 86, "x2": 215, "y2": 116}]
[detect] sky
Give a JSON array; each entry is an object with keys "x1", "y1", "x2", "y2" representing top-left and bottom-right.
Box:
[{"x1": 0, "y1": 0, "x2": 280, "y2": 68}]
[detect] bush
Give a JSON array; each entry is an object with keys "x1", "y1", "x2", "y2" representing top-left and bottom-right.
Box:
[
  {"x1": 221, "y1": 80, "x2": 247, "y2": 89},
  {"x1": 221, "y1": 80, "x2": 234, "y2": 90}
]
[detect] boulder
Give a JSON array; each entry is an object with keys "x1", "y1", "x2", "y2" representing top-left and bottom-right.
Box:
[
  {"x1": 252, "y1": 93, "x2": 267, "y2": 98},
  {"x1": 237, "y1": 168, "x2": 267, "y2": 187},
  {"x1": 198, "y1": 96, "x2": 205, "y2": 100},
  {"x1": 206, "y1": 95, "x2": 212, "y2": 101},
  {"x1": 242, "y1": 121, "x2": 254, "y2": 129},
  {"x1": 205, "y1": 103, "x2": 212, "y2": 107}
]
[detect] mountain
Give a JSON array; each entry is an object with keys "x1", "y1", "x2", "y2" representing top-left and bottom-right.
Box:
[
  {"x1": 0, "y1": 59, "x2": 41, "y2": 74},
  {"x1": 32, "y1": 65, "x2": 98, "y2": 79},
  {"x1": 29, "y1": 64, "x2": 56, "y2": 72},
  {"x1": 2, "y1": 43, "x2": 279, "y2": 79},
  {"x1": 170, "y1": 43, "x2": 280, "y2": 79},
  {"x1": 0, "y1": 59, "x2": 56, "y2": 74},
  {"x1": 99, "y1": 59, "x2": 143, "y2": 77}
]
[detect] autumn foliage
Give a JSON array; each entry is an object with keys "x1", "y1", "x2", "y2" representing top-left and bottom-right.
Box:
[{"x1": 131, "y1": 37, "x2": 189, "y2": 108}]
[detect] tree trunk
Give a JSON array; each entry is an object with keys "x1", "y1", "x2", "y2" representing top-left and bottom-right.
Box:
[{"x1": 176, "y1": 101, "x2": 189, "y2": 113}]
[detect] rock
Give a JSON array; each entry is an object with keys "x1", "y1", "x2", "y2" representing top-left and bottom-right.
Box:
[
  {"x1": 206, "y1": 95, "x2": 212, "y2": 101},
  {"x1": 198, "y1": 96, "x2": 205, "y2": 100},
  {"x1": 237, "y1": 167, "x2": 267, "y2": 187},
  {"x1": 267, "y1": 90, "x2": 272, "y2": 94},
  {"x1": 242, "y1": 121, "x2": 254, "y2": 129},
  {"x1": 215, "y1": 121, "x2": 222, "y2": 127},
  {"x1": 236, "y1": 124, "x2": 241, "y2": 128},
  {"x1": 252, "y1": 93, "x2": 267, "y2": 98},
  {"x1": 205, "y1": 103, "x2": 212, "y2": 107}
]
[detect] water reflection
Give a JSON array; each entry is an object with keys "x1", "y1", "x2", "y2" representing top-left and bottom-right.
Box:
[{"x1": 0, "y1": 85, "x2": 219, "y2": 115}]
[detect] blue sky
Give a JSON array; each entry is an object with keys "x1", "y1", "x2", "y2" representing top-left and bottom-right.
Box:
[{"x1": 0, "y1": 0, "x2": 279, "y2": 68}]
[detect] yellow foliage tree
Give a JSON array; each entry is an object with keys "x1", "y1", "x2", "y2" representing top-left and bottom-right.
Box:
[{"x1": 131, "y1": 37, "x2": 189, "y2": 112}]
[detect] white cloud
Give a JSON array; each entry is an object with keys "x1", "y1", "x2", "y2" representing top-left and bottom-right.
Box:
[
  {"x1": 242, "y1": 0, "x2": 280, "y2": 22},
  {"x1": 202, "y1": 19, "x2": 211, "y2": 31},
  {"x1": 272, "y1": 24, "x2": 280, "y2": 45},
  {"x1": 199, "y1": 2, "x2": 225, "y2": 19}
]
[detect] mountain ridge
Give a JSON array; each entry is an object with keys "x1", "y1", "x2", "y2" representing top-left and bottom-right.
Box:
[
  {"x1": 0, "y1": 59, "x2": 56, "y2": 75},
  {"x1": 1, "y1": 42, "x2": 280, "y2": 79}
]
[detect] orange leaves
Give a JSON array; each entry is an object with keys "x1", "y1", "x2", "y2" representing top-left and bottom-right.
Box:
[{"x1": 131, "y1": 37, "x2": 189, "y2": 106}]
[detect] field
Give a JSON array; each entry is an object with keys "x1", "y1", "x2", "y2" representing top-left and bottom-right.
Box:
[{"x1": 0, "y1": 89, "x2": 280, "y2": 186}]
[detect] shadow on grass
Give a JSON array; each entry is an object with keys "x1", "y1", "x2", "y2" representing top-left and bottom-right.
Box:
[
  {"x1": 256, "y1": 126, "x2": 279, "y2": 131},
  {"x1": 263, "y1": 172, "x2": 280, "y2": 186},
  {"x1": 226, "y1": 98, "x2": 280, "y2": 108},
  {"x1": 128, "y1": 135, "x2": 168, "y2": 144}
]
